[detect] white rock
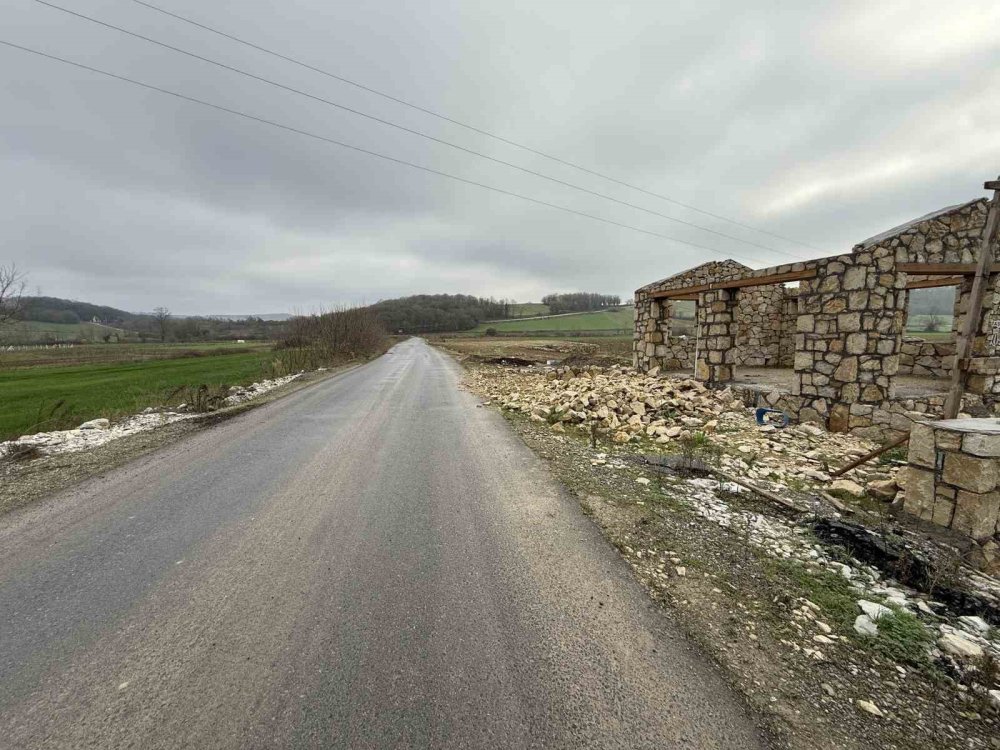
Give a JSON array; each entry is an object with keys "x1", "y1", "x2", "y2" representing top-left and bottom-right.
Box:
[
  {"x1": 830, "y1": 479, "x2": 865, "y2": 497},
  {"x1": 78, "y1": 418, "x2": 110, "y2": 430},
  {"x1": 857, "y1": 600, "x2": 892, "y2": 621},
  {"x1": 989, "y1": 689, "x2": 1000, "y2": 712},
  {"x1": 854, "y1": 614, "x2": 879, "y2": 637},
  {"x1": 957, "y1": 615, "x2": 990, "y2": 635},
  {"x1": 636, "y1": 477, "x2": 651, "y2": 486},
  {"x1": 938, "y1": 631, "x2": 984, "y2": 659},
  {"x1": 857, "y1": 700, "x2": 884, "y2": 717}
]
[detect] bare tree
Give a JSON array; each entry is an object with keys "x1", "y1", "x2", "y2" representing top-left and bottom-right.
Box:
[
  {"x1": 152, "y1": 306, "x2": 171, "y2": 342},
  {"x1": 0, "y1": 264, "x2": 27, "y2": 329}
]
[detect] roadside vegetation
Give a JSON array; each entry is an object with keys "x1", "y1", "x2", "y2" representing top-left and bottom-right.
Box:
[
  {"x1": 0, "y1": 350, "x2": 276, "y2": 439},
  {"x1": 276, "y1": 305, "x2": 389, "y2": 371}
]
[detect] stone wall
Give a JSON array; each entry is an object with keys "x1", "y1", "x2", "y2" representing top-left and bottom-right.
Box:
[
  {"x1": 634, "y1": 260, "x2": 750, "y2": 372},
  {"x1": 735, "y1": 285, "x2": 787, "y2": 366},
  {"x1": 792, "y1": 246, "x2": 906, "y2": 438},
  {"x1": 898, "y1": 337, "x2": 955, "y2": 379},
  {"x1": 778, "y1": 292, "x2": 799, "y2": 368},
  {"x1": 904, "y1": 420, "x2": 1000, "y2": 542},
  {"x1": 633, "y1": 197, "x2": 996, "y2": 439}
]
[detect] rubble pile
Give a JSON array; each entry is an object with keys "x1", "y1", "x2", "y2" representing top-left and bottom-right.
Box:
[
  {"x1": 0, "y1": 413, "x2": 196, "y2": 458},
  {"x1": 223, "y1": 374, "x2": 300, "y2": 406},
  {"x1": 470, "y1": 364, "x2": 903, "y2": 496},
  {"x1": 471, "y1": 361, "x2": 1000, "y2": 705}
]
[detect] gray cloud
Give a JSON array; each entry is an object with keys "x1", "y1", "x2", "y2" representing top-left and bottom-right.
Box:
[{"x1": 4, "y1": 0, "x2": 1000, "y2": 314}]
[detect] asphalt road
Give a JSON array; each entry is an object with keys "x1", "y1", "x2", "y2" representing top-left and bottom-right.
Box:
[{"x1": 0, "y1": 338, "x2": 767, "y2": 749}]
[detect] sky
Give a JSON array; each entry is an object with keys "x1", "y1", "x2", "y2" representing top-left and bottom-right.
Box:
[{"x1": 3, "y1": 0, "x2": 1000, "y2": 315}]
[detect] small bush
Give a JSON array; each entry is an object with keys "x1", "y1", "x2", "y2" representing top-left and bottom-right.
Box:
[{"x1": 484, "y1": 327, "x2": 498, "y2": 337}]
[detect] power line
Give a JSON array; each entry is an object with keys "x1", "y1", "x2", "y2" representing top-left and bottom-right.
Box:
[
  {"x1": 0, "y1": 39, "x2": 774, "y2": 268},
  {"x1": 123, "y1": 0, "x2": 826, "y2": 256},
  {"x1": 35, "y1": 0, "x2": 807, "y2": 261}
]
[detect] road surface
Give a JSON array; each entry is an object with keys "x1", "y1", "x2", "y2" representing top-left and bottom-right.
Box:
[{"x1": 0, "y1": 338, "x2": 767, "y2": 749}]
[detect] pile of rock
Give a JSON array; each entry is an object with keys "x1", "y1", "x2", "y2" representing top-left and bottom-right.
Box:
[
  {"x1": 0, "y1": 412, "x2": 195, "y2": 458},
  {"x1": 2, "y1": 374, "x2": 303, "y2": 461},
  {"x1": 224, "y1": 374, "x2": 301, "y2": 406},
  {"x1": 470, "y1": 364, "x2": 903, "y2": 496}
]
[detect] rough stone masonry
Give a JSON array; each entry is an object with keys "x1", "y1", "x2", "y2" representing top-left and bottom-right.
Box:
[{"x1": 634, "y1": 198, "x2": 995, "y2": 439}]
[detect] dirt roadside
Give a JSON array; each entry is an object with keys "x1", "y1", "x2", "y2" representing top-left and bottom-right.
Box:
[{"x1": 451, "y1": 352, "x2": 1000, "y2": 750}]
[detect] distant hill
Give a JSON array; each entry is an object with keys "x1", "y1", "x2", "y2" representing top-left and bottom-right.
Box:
[
  {"x1": 19, "y1": 296, "x2": 141, "y2": 326},
  {"x1": 367, "y1": 294, "x2": 509, "y2": 334}
]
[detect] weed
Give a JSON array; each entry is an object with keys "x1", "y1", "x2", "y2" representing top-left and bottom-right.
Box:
[
  {"x1": 871, "y1": 609, "x2": 933, "y2": 667},
  {"x1": 879, "y1": 446, "x2": 908, "y2": 465},
  {"x1": 765, "y1": 558, "x2": 859, "y2": 630}
]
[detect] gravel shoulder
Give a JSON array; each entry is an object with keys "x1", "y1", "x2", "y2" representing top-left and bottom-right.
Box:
[{"x1": 450, "y1": 354, "x2": 1000, "y2": 750}]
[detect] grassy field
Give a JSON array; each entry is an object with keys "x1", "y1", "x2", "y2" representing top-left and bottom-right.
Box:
[
  {"x1": 474, "y1": 306, "x2": 634, "y2": 333},
  {"x1": 1, "y1": 341, "x2": 269, "y2": 369},
  {"x1": 0, "y1": 348, "x2": 279, "y2": 440},
  {"x1": 2, "y1": 320, "x2": 128, "y2": 344},
  {"x1": 506, "y1": 302, "x2": 550, "y2": 318}
]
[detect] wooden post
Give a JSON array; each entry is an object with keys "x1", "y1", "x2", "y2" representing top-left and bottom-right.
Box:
[{"x1": 943, "y1": 177, "x2": 1000, "y2": 418}]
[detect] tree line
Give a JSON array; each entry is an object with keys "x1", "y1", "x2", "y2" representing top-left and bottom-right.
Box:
[
  {"x1": 367, "y1": 294, "x2": 512, "y2": 334},
  {"x1": 540, "y1": 292, "x2": 621, "y2": 315}
]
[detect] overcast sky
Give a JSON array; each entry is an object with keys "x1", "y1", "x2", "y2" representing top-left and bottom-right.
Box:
[{"x1": 4, "y1": 0, "x2": 1000, "y2": 314}]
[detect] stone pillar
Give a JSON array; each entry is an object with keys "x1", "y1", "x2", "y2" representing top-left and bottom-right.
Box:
[
  {"x1": 633, "y1": 292, "x2": 677, "y2": 371},
  {"x1": 695, "y1": 289, "x2": 737, "y2": 382},
  {"x1": 793, "y1": 247, "x2": 905, "y2": 434},
  {"x1": 905, "y1": 420, "x2": 1000, "y2": 541}
]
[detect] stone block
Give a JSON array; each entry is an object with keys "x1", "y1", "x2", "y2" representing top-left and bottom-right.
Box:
[
  {"x1": 932, "y1": 492, "x2": 955, "y2": 526},
  {"x1": 846, "y1": 333, "x2": 867, "y2": 354},
  {"x1": 942, "y1": 452, "x2": 998, "y2": 493},
  {"x1": 829, "y1": 403, "x2": 850, "y2": 433},
  {"x1": 936, "y1": 431, "x2": 962, "y2": 452},
  {"x1": 843, "y1": 266, "x2": 867, "y2": 290},
  {"x1": 962, "y1": 432, "x2": 1000, "y2": 457},
  {"x1": 951, "y1": 490, "x2": 1000, "y2": 541},
  {"x1": 908, "y1": 423, "x2": 936, "y2": 468},
  {"x1": 903, "y1": 466, "x2": 935, "y2": 520}
]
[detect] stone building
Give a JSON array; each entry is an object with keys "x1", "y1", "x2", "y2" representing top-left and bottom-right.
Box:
[{"x1": 633, "y1": 198, "x2": 996, "y2": 438}]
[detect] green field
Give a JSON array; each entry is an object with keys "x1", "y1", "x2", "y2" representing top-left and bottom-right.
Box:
[
  {"x1": 0, "y1": 350, "x2": 278, "y2": 440},
  {"x1": 507, "y1": 302, "x2": 551, "y2": 318},
  {"x1": 905, "y1": 314, "x2": 954, "y2": 335},
  {"x1": 474, "y1": 306, "x2": 634, "y2": 333},
  {"x1": 2, "y1": 320, "x2": 128, "y2": 344},
  {"x1": 1, "y1": 341, "x2": 268, "y2": 369}
]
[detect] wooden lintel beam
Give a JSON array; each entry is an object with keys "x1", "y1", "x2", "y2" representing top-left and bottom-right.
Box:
[
  {"x1": 666, "y1": 293, "x2": 700, "y2": 301},
  {"x1": 650, "y1": 268, "x2": 817, "y2": 299},
  {"x1": 905, "y1": 276, "x2": 964, "y2": 290},
  {"x1": 899, "y1": 262, "x2": 1000, "y2": 275}
]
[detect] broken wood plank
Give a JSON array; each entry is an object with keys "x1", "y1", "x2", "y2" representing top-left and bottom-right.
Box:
[
  {"x1": 819, "y1": 490, "x2": 855, "y2": 515},
  {"x1": 830, "y1": 433, "x2": 909, "y2": 477},
  {"x1": 711, "y1": 467, "x2": 808, "y2": 513}
]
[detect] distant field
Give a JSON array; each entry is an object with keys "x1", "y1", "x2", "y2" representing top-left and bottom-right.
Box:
[
  {"x1": 474, "y1": 306, "x2": 634, "y2": 333},
  {"x1": 507, "y1": 303, "x2": 550, "y2": 318},
  {"x1": 3, "y1": 320, "x2": 128, "y2": 344},
  {"x1": 1, "y1": 341, "x2": 270, "y2": 369},
  {"x1": 905, "y1": 314, "x2": 954, "y2": 335},
  {"x1": 0, "y1": 349, "x2": 277, "y2": 440}
]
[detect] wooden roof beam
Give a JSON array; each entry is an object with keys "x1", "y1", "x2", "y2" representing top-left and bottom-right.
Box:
[
  {"x1": 899, "y1": 262, "x2": 1000, "y2": 275},
  {"x1": 650, "y1": 268, "x2": 816, "y2": 299},
  {"x1": 905, "y1": 276, "x2": 964, "y2": 290}
]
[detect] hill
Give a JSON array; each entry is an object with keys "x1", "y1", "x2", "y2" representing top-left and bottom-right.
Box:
[{"x1": 473, "y1": 306, "x2": 634, "y2": 334}]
